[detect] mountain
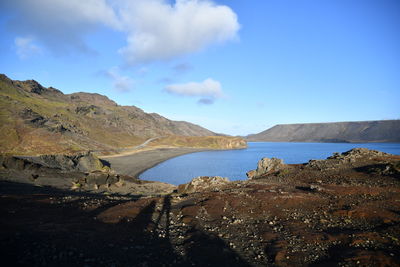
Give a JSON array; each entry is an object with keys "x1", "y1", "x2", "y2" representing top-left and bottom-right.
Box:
[
  {"x1": 0, "y1": 74, "x2": 234, "y2": 155},
  {"x1": 246, "y1": 121, "x2": 400, "y2": 143}
]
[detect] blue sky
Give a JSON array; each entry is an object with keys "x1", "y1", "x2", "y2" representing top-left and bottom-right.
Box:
[{"x1": 0, "y1": 0, "x2": 399, "y2": 135}]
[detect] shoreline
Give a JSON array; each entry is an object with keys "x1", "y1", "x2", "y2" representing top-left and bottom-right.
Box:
[{"x1": 100, "y1": 147, "x2": 207, "y2": 179}]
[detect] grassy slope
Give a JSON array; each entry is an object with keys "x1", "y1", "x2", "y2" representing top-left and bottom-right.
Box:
[
  {"x1": 0, "y1": 78, "x2": 144, "y2": 155},
  {"x1": 0, "y1": 76, "x2": 247, "y2": 155}
]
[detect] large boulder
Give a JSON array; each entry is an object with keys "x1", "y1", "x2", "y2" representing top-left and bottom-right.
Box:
[
  {"x1": 0, "y1": 155, "x2": 43, "y2": 171},
  {"x1": 75, "y1": 152, "x2": 105, "y2": 172},
  {"x1": 247, "y1": 157, "x2": 285, "y2": 179},
  {"x1": 37, "y1": 154, "x2": 75, "y2": 170},
  {"x1": 177, "y1": 176, "x2": 230, "y2": 194},
  {"x1": 85, "y1": 171, "x2": 119, "y2": 188},
  {"x1": 34, "y1": 151, "x2": 106, "y2": 172}
]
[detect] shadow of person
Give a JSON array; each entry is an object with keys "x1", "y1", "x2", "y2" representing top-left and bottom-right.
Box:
[
  {"x1": 1, "y1": 182, "x2": 252, "y2": 266},
  {"x1": 153, "y1": 194, "x2": 171, "y2": 238},
  {"x1": 183, "y1": 226, "x2": 251, "y2": 267},
  {"x1": 123, "y1": 198, "x2": 185, "y2": 265},
  {"x1": 125, "y1": 195, "x2": 251, "y2": 266}
]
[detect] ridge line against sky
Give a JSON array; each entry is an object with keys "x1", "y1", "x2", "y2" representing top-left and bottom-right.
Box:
[{"x1": 0, "y1": 0, "x2": 399, "y2": 136}]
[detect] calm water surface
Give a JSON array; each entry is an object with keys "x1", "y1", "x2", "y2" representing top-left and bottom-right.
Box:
[{"x1": 140, "y1": 142, "x2": 400, "y2": 185}]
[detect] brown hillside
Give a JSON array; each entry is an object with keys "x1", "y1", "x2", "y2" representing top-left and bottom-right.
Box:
[{"x1": 0, "y1": 74, "x2": 233, "y2": 155}]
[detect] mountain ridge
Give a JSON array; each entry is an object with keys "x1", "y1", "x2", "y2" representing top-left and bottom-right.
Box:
[
  {"x1": 0, "y1": 74, "x2": 241, "y2": 155},
  {"x1": 247, "y1": 120, "x2": 400, "y2": 143}
]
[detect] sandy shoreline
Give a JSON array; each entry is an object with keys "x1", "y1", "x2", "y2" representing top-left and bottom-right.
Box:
[{"x1": 100, "y1": 147, "x2": 206, "y2": 178}]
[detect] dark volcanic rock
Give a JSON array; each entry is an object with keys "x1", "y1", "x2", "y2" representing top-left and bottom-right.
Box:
[
  {"x1": 306, "y1": 148, "x2": 394, "y2": 172},
  {"x1": 19, "y1": 108, "x2": 72, "y2": 133},
  {"x1": 20, "y1": 108, "x2": 47, "y2": 126},
  {"x1": 0, "y1": 155, "x2": 43, "y2": 171},
  {"x1": 37, "y1": 152, "x2": 105, "y2": 172},
  {"x1": 13, "y1": 79, "x2": 63, "y2": 95},
  {"x1": 86, "y1": 171, "x2": 115, "y2": 186},
  {"x1": 0, "y1": 148, "x2": 399, "y2": 266},
  {"x1": 19, "y1": 79, "x2": 46, "y2": 94},
  {"x1": 1, "y1": 152, "x2": 106, "y2": 173},
  {"x1": 74, "y1": 105, "x2": 105, "y2": 116},
  {"x1": 0, "y1": 152, "x2": 175, "y2": 195}
]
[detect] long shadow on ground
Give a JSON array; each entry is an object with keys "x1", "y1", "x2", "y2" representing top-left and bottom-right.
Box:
[{"x1": 0, "y1": 181, "x2": 250, "y2": 266}]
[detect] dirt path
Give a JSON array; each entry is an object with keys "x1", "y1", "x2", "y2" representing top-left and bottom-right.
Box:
[{"x1": 124, "y1": 137, "x2": 161, "y2": 151}]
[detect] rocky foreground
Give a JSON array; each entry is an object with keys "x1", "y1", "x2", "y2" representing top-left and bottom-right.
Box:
[{"x1": 1, "y1": 148, "x2": 400, "y2": 266}]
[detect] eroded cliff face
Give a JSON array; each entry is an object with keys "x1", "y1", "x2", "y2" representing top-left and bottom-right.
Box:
[
  {"x1": 224, "y1": 137, "x2": 247, "y2": 149},
  {"x1": 148, "y1": 136, "x2": 247, "y2": 150},
  {"x1": 213, "y1": 137, "x2": 247, "y2": 149}
]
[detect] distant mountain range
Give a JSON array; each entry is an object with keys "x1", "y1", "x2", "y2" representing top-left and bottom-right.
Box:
[
  {"x1": 0, "y1": 74, "x2": 237, "y2": 155},
  {"x1": 246, "y1": 121, "x2": 400, "y2": 143}
]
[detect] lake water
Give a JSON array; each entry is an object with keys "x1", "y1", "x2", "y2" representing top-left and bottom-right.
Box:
[{"x1": 139, "y1": 142, "x2": 400, "y2": 185}]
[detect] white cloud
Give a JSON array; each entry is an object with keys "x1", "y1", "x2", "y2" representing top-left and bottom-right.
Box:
[
  {"x1": 105, "y1": 67, "x2": 134, "y2": 93},
  {"x1": 165, "y1": 78, "x2": 223, "y2": 99},
  {"x1": 118, "y1": 0, "x2": 239, "y2": 64},
  {"x1": 2, "y1": 0, "x2": 239, "y2": 63},
  {"x1": 3, "y1": 0, "x2": 120, "y2": 54},
  {"x1": 14, "y1": 36, "x2": 41, "y2": 59}
]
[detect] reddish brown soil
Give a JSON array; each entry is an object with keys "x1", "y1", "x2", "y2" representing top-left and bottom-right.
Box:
[{"x1": 1, "y1": 151, "x2": 399, "y2": 266}]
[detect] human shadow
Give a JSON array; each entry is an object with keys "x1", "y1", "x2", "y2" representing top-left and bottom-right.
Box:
[
  {"x1": 0, "y1": 182, "x2": 251, "y2": 266},
  {"x1": 183, "y1": 226, "x2": 251, "y2": 266},
  {"x1": 127, "y1": 194, "x2": 251, "y2": 266}
]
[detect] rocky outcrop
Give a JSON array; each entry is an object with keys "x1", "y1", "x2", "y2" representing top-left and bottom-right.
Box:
[
  {"x1": 1, "y1": 148, "x2": 400, "y2": 266},
  {"x1": 246, "y1": 157, "x2": 285, "y2": 179},
  {"x1": 1, "y1": 152, "x2": 106, "y2": 173},
  {"x1": 74, "y1": 105, "x2": 106, "y2": 116},
  {"x1": 177, "y1": 176, "x2": 230, "y2": 194},
  {"x1": 306, "y1": 148, "x2": 394, "y2": 171},
  {"x1": 70, "y1": 92, "x2": 118, "y2": 107},
  {"x1": 0, "y1": 155, "x2": 44, "y2": 171},
  {"x1": 35, "y1": 152, "x2": 106, "y2": 172},
  {"x1": 329, "y1": 147, "x2": 390, "y2": 160},
  {"x1": 247, "y1": 121, "x2": 400, "y2": 143},
  {"x1": 0, "y1": 151, "x2": 177, "y2": 195},
  {"x1": 222, "y1": 137, "x2": 247, "y2": 149}
]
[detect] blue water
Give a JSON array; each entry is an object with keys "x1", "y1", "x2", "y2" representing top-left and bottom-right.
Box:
[{"x1": 139, "y1": 142, "x2": 400, "y2": 185}]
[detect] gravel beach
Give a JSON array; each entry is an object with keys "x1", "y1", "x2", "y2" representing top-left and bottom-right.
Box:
[{"x1": 101, "y1": 147, "x2": 206, "y2": 178}]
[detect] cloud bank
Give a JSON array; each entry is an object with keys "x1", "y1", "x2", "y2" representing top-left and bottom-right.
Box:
[
  {"x1": 2, "y1": 0, "x2": 120, "y2": 54},
  {"x1": 118, "y1": 0, "x2": 239, "y2": 64},
  {"x1": 165, "y1": 78, "x2": 223, "y2": 104},
  {"x1": 2, "y1": 0, "x2": 239, "y2": 63}
]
